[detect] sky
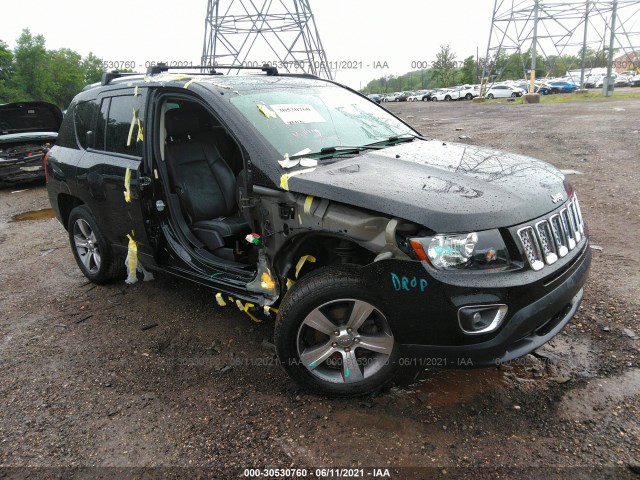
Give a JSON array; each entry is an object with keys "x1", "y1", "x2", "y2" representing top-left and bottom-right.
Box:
[{"x1": 1, "y1": 0, "x2": 497, "y2": 89}]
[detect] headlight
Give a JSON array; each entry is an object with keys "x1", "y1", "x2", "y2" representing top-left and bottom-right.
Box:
[{"x1": 409, "y1": 230, "x2": 515, "y2": 271}]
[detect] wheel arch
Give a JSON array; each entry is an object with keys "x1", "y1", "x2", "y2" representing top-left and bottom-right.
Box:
[
  {"x1": 57, "y1": 193, "x2": 84, "y2": 231},
  {"x1": 273, "y1": 232, "x2": 377, "y2": 285}
]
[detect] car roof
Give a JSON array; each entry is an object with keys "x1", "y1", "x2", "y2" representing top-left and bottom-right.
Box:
[{"x1": 84, "y1": 72, "x2": 333, "y2": 93}]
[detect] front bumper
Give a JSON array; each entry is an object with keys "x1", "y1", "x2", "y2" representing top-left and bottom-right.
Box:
[{"x1": 361, "y1": 239, "x2": 591, "y2": 367}]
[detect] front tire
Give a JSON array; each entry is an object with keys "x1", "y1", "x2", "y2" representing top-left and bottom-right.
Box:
[
  {"x1": 275, "y1": 266, "x2": 399, "y2": 397},
  {"x1": 487, "y1": 93, "x2": 494, "y2": 99},
  {"x1": 68, "y1": 205, "x2": 125, "y2": 284},
  {"x1": 445, "y1": 95, "x2": 452, "y2": 101},
  {"x1": 465, "y1": 93, "x2": 473, "y2": 100}
]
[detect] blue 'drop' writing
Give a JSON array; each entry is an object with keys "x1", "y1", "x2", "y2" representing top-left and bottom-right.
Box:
[{"x1": 391, "y1": 273, "x2": 428, "y2": 292}]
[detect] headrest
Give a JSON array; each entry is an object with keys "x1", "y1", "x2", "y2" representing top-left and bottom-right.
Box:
[{"x1": 165, "y1": 108, "x2": 200, "y2": 140}]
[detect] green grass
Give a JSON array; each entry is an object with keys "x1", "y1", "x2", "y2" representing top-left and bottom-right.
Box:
[{"x1": 475, "y1": 90, "x2": 640, "y2": 105}]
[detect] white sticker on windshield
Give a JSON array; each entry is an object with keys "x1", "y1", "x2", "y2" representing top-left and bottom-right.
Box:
[{"x1": 270, "y1": 104, "x2": 326, "y2": 125}]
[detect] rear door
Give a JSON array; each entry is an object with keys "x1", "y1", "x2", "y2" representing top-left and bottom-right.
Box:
[{"x1": 76, "y1": 88, "x2": 156, "y2": 264}]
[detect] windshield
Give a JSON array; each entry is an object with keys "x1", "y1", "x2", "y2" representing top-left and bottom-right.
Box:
[{"x1": 229, "y1": 85, "x2": 416, "y2": 157}]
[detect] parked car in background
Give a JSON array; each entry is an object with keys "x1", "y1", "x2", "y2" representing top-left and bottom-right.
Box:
[
  {"x1": 547, "y1": 81, "x2": 578, "y2": 94},
  {"x1": 382, "y1": 93, "x2": 401, "y2": 102},
  {"x1": 584, "y1": 75, "x2": 600, "y2": 88},
  {"x1": 458, "y1": 85, "x2": 480, "y2": 100},
  {"x1": 406, "y1": 91, "x2": 432, "y2": 102},
  {"x1": 533, "y1": 84, "x2": 552, "y2": 95},
  {"x1": 485, "y1": 85, "x2": 523, "y2": 99},
  {"x1": 632, "y1": 74, "x2": 640, "y2": 87},
  {"x1": 367, "y1": 94, "x2": 382, "y2": 104},
  {"x1": 431, "y1": 88, "x2": 457, "y2": 101},
  {"x1": 0, "y1": 101, "x2": 62, "y2": 188},
  {"x1": 614, "y1": 75, "x2": 632, "y2": 87},
  {"x1": 420, "y1": 90, "x2": 433, "y2": 101},
  {"x1": 511, "y1": 82, "x2": 530, "y2": 94}
]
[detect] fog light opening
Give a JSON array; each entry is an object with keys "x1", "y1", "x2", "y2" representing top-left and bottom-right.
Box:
[{"x1": 458, "y1": 304, "x2": 508, "y2": 335}]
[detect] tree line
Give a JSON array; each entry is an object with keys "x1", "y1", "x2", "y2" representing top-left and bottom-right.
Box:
[
  {"x1": 360, "y1": 44, "x2": 611, "y2": 94},
  {"x1": 0, "y1": 29, "x2": 104, "y2": 109}
]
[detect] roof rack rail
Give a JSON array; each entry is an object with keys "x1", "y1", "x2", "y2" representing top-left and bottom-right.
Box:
[
  {"x1": 280, "y1": 72, "x2": 320, "y2": 80},
  {"x1": 146, "y1": 63, "x2": 279, "y2": 76},
  {"x1": 101, "y1": 71, "x2": 140, "y2": 86}
]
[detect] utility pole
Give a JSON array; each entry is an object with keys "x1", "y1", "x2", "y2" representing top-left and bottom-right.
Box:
[
  {"x1": 529, "y1": 0, "x2": 539, "y2": 94},
  {"x1": 201, "y1": 0, "x2": 333, "y2": 79},
  {"x1": 604, "y1": 0, "x2": 618, "y2": 96},
  {"x1": 579, "y1": 0, "x2": 591, "y2": 89}
]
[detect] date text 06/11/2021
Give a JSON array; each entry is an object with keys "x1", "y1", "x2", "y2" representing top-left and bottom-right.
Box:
[{"x1": 243, "y1": 468, "x2": 392, "y2": 478}]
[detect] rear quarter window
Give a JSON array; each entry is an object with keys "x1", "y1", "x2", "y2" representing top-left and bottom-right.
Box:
[
  {"x1": 74, "y1": 100, "x2": 100, "y2": 149},
  {"x1": 56, "y1": 102, "x2": 78, "y2": 149}
]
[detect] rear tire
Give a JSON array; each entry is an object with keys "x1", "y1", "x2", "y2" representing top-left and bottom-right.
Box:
[
  {"x1": 487, "y1": 93, "x2": 494, "y2": 99},
  {"x1": 445, "y1": 95, "x2": 451, "y2": 101},
  {"x1": 68, "y1": 205, "x2": 126, "y2": 284},
  {"x1": 275, "y1": 266, "x2": 399, "y2": 397},
  {"x1": 465, "y1": 93, "x2": 473, "y2": 100}
]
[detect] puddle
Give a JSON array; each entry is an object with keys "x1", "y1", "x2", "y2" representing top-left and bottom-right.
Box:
[
  {"x1": 535, "y1": 334, "x2": 597, "y2": 378},
  {"x1": 558, "y1": 369, "x2": 640, "y2": 420},
  {"x1": 11, "y1": 208, "x2": 55, "y2": 222},
  {"x1": 398, "y1": 335, "x2": 598, "y2": 408},
  {"x1": 411, "y1": 368, "x2": 505, "y2": 408}
]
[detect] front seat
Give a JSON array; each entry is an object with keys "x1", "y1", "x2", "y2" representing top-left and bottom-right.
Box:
[{"x1": 164, "y1": 107, "x2": 249, "y2": 252}]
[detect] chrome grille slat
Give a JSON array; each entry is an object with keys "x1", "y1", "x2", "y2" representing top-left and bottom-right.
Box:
[
  {"x1": 517, "y1": 226, "x2": 545, "y2": 271},
  {"x1": 535, "y1": 220, "x2": 558, "y2": 264},
  {"x1": 571, "y1": 199, "x2": 584, "y2": 234},
  {"x1": 560, "y1": 208, "x2": 576, "y2": 250},
  {"x1": 516, "y1": 194, "x2": 585, "y2": 271},
  {"x1": 568, "y1": 201, "x2": 582, "y2": 242},
  {"x1": 549, "y1": 214, "x2": 569, "y2": 257}
]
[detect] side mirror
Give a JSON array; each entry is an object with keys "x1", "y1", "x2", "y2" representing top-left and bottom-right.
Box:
[{"x1": 86, "y1": 131, "x2": 95, "y2": 149}]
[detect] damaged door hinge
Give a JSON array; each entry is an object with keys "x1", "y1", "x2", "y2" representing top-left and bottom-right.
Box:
[{"x1": 138, "y1": 176, "x2": 152, "y2": 188}]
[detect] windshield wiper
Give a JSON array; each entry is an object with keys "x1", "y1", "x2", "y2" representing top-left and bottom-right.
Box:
[
  {"x1": 364, "y1": 134, "x2": 427, "y2": 148},
  {"x1": 288, "y1": 135, "x2": 427, "y2": 161},
  {"x1": 289, "y1": 144, "x2": 385, "y2": 160}
]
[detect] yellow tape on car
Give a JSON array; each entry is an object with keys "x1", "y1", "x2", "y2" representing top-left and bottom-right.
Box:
[
  {"x1": 215, "y1": 292, "x2": 227, "y2": 306},
  {"x1": 304, "y1": 195, "x2": 314, "y2": 214},
  {"x1": 125, "y1": 233, "x2": 138, "y2": 284},
  {"x1": 295, "y1": 255, "x2": 316, "y2": 278},
  {"x1": 124, "y1": 168, "x2": 132, "y2": 202}
]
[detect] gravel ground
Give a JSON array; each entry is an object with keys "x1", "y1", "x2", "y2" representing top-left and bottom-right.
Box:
[{"x1": 0, "y1": 96, "x2": 639, "y2": 479}]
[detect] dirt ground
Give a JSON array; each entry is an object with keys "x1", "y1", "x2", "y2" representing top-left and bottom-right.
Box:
[{"x1": 1, "y1": 97, "x2": 639, "y2": 479}]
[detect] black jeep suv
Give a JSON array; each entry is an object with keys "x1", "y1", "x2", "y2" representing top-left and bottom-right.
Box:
[{"x1": 46, "y1": 65, "x2": 590, "y2": 397}]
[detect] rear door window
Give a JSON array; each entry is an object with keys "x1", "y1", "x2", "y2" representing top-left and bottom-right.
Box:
[
  {"x1": 101, "y1": 94, "x2": 144, "y2": 157},
  {"x1": 94, "y1": 98, "x2": 110, "y2": 151}
]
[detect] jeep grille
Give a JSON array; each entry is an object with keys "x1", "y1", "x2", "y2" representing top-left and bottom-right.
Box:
[{"x1": 517, "y1": 195, "x2": 585, "y2": 271}]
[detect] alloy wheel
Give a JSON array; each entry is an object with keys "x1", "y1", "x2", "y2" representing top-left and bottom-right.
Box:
[
  {"x1": 296, "y1": 299, "x2": 395, "y2": 384},
  {"x1": 73, "y1": 218, "x2": 101, "y2": 274}
]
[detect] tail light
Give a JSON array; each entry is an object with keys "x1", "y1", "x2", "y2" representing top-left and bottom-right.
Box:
[{"x1": 43, "y1": 150, "x2": 50, "y2": 183}]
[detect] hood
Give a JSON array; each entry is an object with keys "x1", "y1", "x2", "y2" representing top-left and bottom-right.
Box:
[
  {"x1": 0, "y1": 102, "x2": 63, "y2": 136},
  {"x1": 286, "y1": 140, "x2": 569, "y2": 232}
]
